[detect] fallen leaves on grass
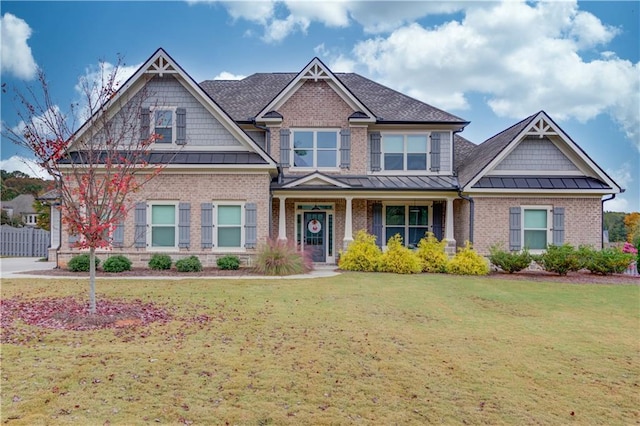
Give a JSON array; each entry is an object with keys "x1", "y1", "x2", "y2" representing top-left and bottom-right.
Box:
[{"x1": 1, "y1": 296, "x2": 171, "y2": 344}]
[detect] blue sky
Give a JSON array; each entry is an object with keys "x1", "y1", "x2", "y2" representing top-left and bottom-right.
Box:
[{"x1": 1, "y1": 0, "x2": 638, "y2": 212}]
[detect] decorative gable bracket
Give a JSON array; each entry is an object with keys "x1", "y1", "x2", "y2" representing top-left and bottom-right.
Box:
[
  {"x1": 526, "y1": 118, "x2": 557, "y2": 139},
  {"x1": 145, "y1": 56, "x2": 178, "y2": 77},
  {"x1": 303, "y1": 64, "x2": 330, "y2": 82}
]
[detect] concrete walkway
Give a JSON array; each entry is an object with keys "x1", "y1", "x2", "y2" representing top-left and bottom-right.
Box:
[{"x1": 0, "y1": 257, "x2": 340, "y2": 280}]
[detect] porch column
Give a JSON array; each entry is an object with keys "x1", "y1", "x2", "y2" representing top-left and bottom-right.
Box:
[
  {"x1": 343, "y1": 196, "x2": 353, "y2": 249},
  {"x1": 278, "y1": 197, "x2": 287, "y2": 241},
  {"x1": 445, "y1": 197, "x2": 456, "y2": 254}
]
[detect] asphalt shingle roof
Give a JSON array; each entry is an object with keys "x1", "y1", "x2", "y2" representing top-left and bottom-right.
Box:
[{"x1": 200, "y1": 73, "x2": 467, "y2": 124}]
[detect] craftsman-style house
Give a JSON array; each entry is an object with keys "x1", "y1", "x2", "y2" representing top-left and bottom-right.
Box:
[{"x1": 49, "y1": 48, "x2": 621, "y2": 266}]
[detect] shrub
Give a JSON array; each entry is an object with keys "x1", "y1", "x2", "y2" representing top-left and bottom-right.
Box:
[
  {"x1": 254, "y1": 239, "x2": 313, "y2": 276},
  {"x1": 68, "y1": 253, "x2": 100, "y2": 272},
  {"x1": 175, "y1": 255, "x2": 203, "y2": 272},
  {"x1": 338, "y1": 230, "x2": 382, "y2": 272},
  {"x1": 534, "y1": 244, "x2": 581, "y2": 275},
  {"x1": 580, "y1": 246, "x2": 635, "y2": 275},
  {"x1": 488, "y1": 244, "x2": 532, "y2": 273},
  {"x1": 415, "y1": 232, "x2": 449, "y2": 273},
  {"x1": 447, "y1": 242, "x2": 489, "y2": 275},
  {"x1": 217, "y1": 255, "x2": 240, "y2": 270},
  {"x1": 102, "y1": 255, "x2": 132, "y2": 273},
  {"x1": 378, "y1": 234, "x2": 422, "y2": 274},
  {"x1": 148, "y1": 253, "x2": 172, "y2": 270}
]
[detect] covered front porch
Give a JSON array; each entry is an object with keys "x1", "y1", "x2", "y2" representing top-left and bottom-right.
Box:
[{"x1": 271, "y1": 192, "x2": 458, "y2": 264}]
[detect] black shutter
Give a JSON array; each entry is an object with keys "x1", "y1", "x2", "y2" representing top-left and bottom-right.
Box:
[
  {"x1": 176, "y1": 108, "x2": 187, "y2": 145},
  {"x1": 430, "y1": 132, "x2": 441, "y2": 172},
  {"x1": 178, "y1": 202, "x2": 190, "y2": 248},
  {"x1": 134, "y1": 202, "x2": 147, "y2": 248},
  {"x1": 509, "y1": 207, "x2": 521, "y2": 251},
  {"x1": 370, "y1": 132, "x2": 381, "y2": 171},
  {"x1": 372, "y1": 202, "x2": 383, "y2": 247},
  {"x1": 432, "y1": 202, "x2": 443, "y2": 241},
  {"x1": 280, "y1": 129, "x2": 291, "y2": 167},
  {"x1": 552, "y1": 207, "x2": 565, "y2": 245},
  {"x1": 340, "y1": 129, "x2": 351, "y2": 169},
  {"x1": 201, "y1": 203, "x2": 214, "y2": 249},
  {"x1": 245, "y1": 203, "x2": 257, "y2": 249},
  {"x1": 140, "y1": 107, "x2": 150, "y2": 142}
]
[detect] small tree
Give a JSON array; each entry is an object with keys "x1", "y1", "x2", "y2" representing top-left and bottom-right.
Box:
[{"x1": 3, "y1": 58, "x2": 167, "y2": 314}]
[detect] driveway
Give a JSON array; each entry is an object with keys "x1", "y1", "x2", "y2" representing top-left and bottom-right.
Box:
[{"x1": 0, "y1": 257, "x2": 57, "y2": 279}]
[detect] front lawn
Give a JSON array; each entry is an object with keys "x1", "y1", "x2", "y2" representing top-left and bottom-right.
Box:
[{"x1": 1, "y1": 274, "x2": 638, "y2": 424}]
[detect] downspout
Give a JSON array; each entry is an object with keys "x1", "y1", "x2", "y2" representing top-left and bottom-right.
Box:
[
  {"x1": 457, "y1": 190, "x2": 474, "y2": 244},
  {"x1": 601, "y1": 192, "x2": 619, "y2": 249}
]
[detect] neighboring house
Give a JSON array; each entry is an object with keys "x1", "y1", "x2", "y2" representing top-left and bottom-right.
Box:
[
  {"x1": 1, "y1": 194, "x2": 38, "y2": 226},
  {"x1": 51, "y1": 48, "x2": 621, "y2": 266}
]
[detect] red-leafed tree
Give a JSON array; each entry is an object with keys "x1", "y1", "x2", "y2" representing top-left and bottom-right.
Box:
[{"x1": 3, "y1": 59, "x2": 167, "y2": 313}]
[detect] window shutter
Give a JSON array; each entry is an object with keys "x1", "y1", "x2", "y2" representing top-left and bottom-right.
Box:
[
  {"x1": 430, "y1": 133, "x2": 441, "y2": 172},
  {"x1": 432, "y1": 202, "x2": 443, "y2": 241},
  {"x1": 340, "y1": 129, "x2": 351, "y2": 169},
  {"x1": 134, "y1": 202, "x2": 147, "y2": 248},
  {"x1": 245, "y1": 202, "x2": 258, "y2": 249},
  {"x1": 112, "y1": 220, "x2": 125, "y2": 247},
  {"x1": 552, "y1": 207, "x2": 565, "y2": 245},
  {"x1": 372, "y1": 202, "x2": 383, "y2": 247},
  {"x1": 279, "y1": 129, "x2": 291, "y2": 167},
  {"x1": 201, "y1": 203, "x2": 214, "y2": 249},
  {"x1": 140, "y1": 107, "x2": 150, "y2": 142},
  {"x1": 370, "y1": 132, "x2": 381, "y2": 171},
  {"x1": 178, "y1": 202, "x2": 191, "y2": 248},
  {"x1": 509, "y1": 207, "x2": 521, "y2": 251},
  {"x1": 176, "y1": 108, "x2": 187, "y2": 145}
]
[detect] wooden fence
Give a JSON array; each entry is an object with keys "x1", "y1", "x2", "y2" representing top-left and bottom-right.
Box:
[{"x1": 1, "y1": 225, "x2": 50, "y2": 257}]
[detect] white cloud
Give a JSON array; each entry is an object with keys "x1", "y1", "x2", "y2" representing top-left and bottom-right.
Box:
[
  {"x1": 604, "y1": 163, "x2": 637, "y2": 213},
  {"x1": 11, "y1": 105, "x2": 64, "y2": 142},
  {"x1": 349, "y1": 1, "x2": 639, "y2": 150},
  {"x1": 0, "y1": 13, "x2": 38, "y2": 80},
  {"x1": 74, "y1": 61, "x2": 140, "y2": 122},
  {"x1": 213, "y1": 71, "x2": 246, "y2": 80},
  {"x1": 0, "y1": 155, "x2": 51, "y2": 180}
]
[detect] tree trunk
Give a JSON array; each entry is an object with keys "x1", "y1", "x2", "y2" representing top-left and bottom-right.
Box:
[{"x1": 89, "y1": 247, "x2": 96, "y2": 314}]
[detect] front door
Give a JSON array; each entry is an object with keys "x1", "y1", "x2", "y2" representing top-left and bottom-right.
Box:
[{"x1": 304, "y1": 212, "x2": 326, "y2": 262}]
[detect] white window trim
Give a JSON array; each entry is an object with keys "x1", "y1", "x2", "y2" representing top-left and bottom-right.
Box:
[
  {"x1": 150, "y1": 106, "x2": 177, "y2": 145},
  {"x1": 213, "y1": 201, "x2": 246, "y2": 252},
  {"x1": 290, "y1": 128, "x2": 341, "y2": 171},
  {"x1": 147, "y1": 201, "x2": 179, "y2": 251},
  {"x1": 382, "y1": 202, "x2": 433, "y2": 248},
  {"x1": 521, "y1": 205, "x2": 552, "y2": 253},
  {"x1": 381, "y1": 131, "x2": 430, "y2": 172}
]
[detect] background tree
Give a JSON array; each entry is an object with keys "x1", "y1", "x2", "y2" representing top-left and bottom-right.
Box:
[
  {"x1": 33, "y1": 199, "x2": 51, "y2": 231},
  {"x1": 3, "y1": 59, "x2": 166, "y2": 314},
  {"x1": 1, "y1": 169, "x2": 48, "y2": 200},
  {"x1": 624, "y1": 212, "x2": 640, "y2": 246},
  {"x1": 603, "y1": 211, "x2": 627, "y2": 242}
]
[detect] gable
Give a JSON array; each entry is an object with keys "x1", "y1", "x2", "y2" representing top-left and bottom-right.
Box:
[
  {"x1": 67, "y1": 48, "x2": 277, "y2": 168},
  {"x1": 278, "y1": 80, "x2": 356, "y2": 126},
  {"x1": 255, "y1": 57, "x2": 375, "y2": 123},
  {"x1": 143, "y1": 76, "x2": 243, "y2": 150},
  {"x1": 461, "y1": 111, "x2": 620, "y2": 194},
  {"x1": 491, "y1": 136, "x2": 578, "y2": 173}
]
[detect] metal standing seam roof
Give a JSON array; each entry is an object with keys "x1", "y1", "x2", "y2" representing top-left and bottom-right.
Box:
[
  {"x1": 272, "y1": 175, "x2": 459, "y2": 191},
  {"x1": 473, "y1": 176, "x2": 612, "y2": 190},
  {"x1": 199, "y1": 73, "x2": 467, "y2": 124},
  {"x1": 60, "y1": 151, "x2": 270, "y2": 165}
]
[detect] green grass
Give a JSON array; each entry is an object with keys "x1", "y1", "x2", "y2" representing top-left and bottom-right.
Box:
[{"x1": 1, "y1": 273, "x2": 638, "y2": 425}]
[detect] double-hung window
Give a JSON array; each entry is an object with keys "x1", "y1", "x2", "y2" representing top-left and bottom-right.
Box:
[
  {"x1": 382, "y1": 134, "x2": 428, "y2": 171},
  {"x1": 292, "y1": 129, "x2": 339, "y2": 169},
  {"x1": 216, "y1": 204, "x2": 243, "y2": 248},
  {"x1": 152, "y1": 108, "x2": 175, "y2": 144},
  {"x1": 384, "y1": 204, "x2": 430, "y2": 248},
  {"x1": 149, "y1": 203, "x2": 178, "y2": 248},
  {"x1": 522, "y1": 207, "x2": 551, "y2": 251}
]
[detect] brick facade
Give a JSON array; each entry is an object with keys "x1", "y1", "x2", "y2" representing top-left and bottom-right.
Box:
[
  {"x1": 471, "y1": 196, "x2": 602, "y2": 255},
  {"x1": 58, "y1": 172, "x2": 272, "y2": 268}
]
